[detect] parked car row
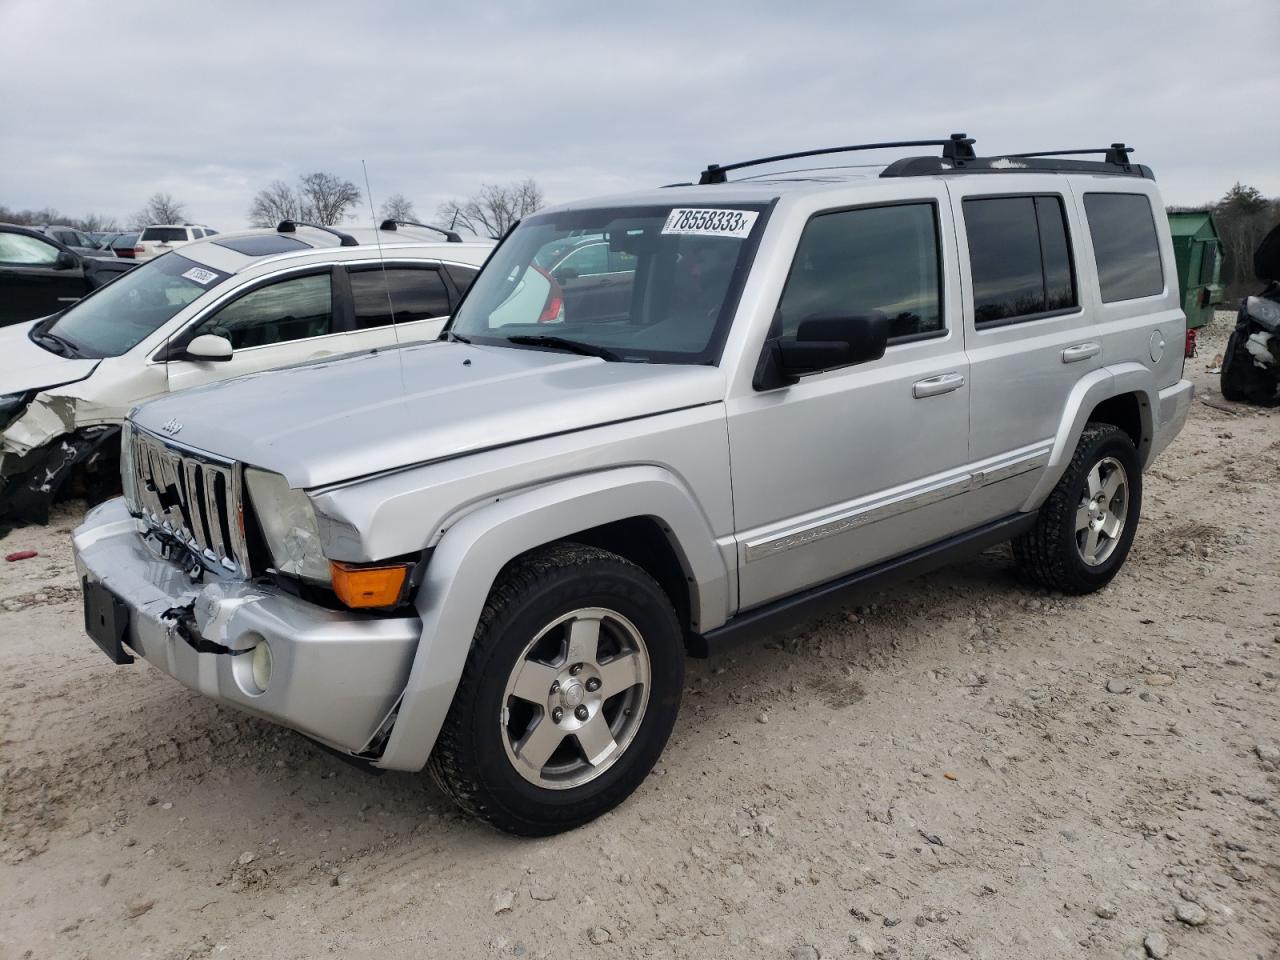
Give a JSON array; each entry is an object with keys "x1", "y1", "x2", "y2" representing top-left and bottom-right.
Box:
[
  {"x1": 0, "y1": 219, "x2": 492, "y2": 523},
  {"x1": 0, "y1": 223, "x2": 137, "y2": 324},
  {"x1": 65, "y1": 135, "x2": 1194, "y2": 835}
]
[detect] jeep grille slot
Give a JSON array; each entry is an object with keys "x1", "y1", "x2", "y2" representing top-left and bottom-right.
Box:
[{"x1": 128, "y1": 428, "x2": 250, "y2": 577}]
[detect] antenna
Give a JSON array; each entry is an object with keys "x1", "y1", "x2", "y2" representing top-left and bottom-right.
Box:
[{"x1": 361, "y1": 159, "x2": 406, "y2": 395}]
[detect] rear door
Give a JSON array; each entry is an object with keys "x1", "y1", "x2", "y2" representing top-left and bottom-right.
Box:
[
  {"x1": 947, "y1": 178, "x2": 1101, "y2": 523},
  {"x1": 0, "y1": 231, "x2": 87, "y2": 324},
  {"x1": 345, "y1": 261, "x2": 455, "y2": 346}
]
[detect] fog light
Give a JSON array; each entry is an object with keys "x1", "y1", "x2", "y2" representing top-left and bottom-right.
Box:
[{"x1": 251, "y1": 641, "x2": 273, "y2": 692}]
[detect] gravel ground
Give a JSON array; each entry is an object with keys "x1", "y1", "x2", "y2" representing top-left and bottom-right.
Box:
[{"x1": 1, "y1": 313, "x2": 1276, "y2": 960}]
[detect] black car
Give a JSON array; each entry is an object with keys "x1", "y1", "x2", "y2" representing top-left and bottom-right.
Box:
[{"x1": 0, "y1": 223, "x2": 137, "y2": 326}]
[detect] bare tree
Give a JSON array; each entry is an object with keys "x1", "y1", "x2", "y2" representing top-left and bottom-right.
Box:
[
  {"x1": 76, "y1": 213, "x2": 119, "y2": 233},
  {"x1": 129, "y1": 192, "x2": 187, "y2": 230},
  {"x1": 437, "y1": 179, "x2": 544, "y2": 238},
  {"x1": 248, "y1": 180, "x2": 303, "y2": 227},
  {"x1": 379, "y1": 192, "x2": 416, "y2": 222},
  {"x1": 1210, "y1": 183, "x2": 1280, "y2": 299},
  {"x1": 297, "y1": 172, "x2": 360, "y2": 226}
]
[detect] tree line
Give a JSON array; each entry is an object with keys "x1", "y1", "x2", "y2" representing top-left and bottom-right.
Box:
[{"x1": 1, "y1": 176, "x2": 544, "y2": 238}]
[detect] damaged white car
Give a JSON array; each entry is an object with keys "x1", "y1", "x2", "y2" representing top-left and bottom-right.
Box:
[{"x1": 0, "y1": 221, "x2": 493, "y2": 524}]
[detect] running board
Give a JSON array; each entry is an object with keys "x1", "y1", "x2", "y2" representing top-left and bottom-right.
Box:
[{"x1": 692, "y1": 512, "x2": 1036, "y2": 657}]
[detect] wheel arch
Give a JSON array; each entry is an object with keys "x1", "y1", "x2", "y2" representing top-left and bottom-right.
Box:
[
  {"x1": 1020, "y1": 364, "x2": 1158, "y2": 513},
  {"x1": 375, "y1": 464, "x2": 729, "y2": 772}
]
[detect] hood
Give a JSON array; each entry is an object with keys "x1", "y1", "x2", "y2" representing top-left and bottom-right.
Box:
[
  {"x1": 0, "y1": 322, "x2": 100, "y2": 396},
  {"x1": 131, "y1": 340, "x2": 726, "y2": 488}
]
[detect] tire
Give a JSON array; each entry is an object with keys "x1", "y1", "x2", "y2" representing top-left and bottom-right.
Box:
[
  {"x1": 1220, "y1": 324, "x2": 1280, "y2": 406},
  {"x1": 1013, "y1": 423, "x2": 1142, "y2": 595},
  {"x1": 428, "y1": 542, "x2": 684, "y2": 836}
]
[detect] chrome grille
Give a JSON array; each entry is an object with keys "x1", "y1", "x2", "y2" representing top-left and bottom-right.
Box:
[{"x1": 127, "y1": 425, "x2": 251, "y2": 576}]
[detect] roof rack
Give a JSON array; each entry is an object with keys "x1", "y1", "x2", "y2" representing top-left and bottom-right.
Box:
[
  {"x1": 881, "y1": 141, "x2": 1152, "y2": 180},
  {"x1": 276, "y1": 219, "x2": 359, "y2": 247},
  {"x1": 378, "y1": 219, "x2": 463, "y2": 243},
  {"x1": 698, "y1": 134, "x2": 975, "y2": 184}
]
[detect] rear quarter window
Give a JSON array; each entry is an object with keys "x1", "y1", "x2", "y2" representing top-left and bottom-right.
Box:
[{"x1": 1083, "y1": 193, "x2": 1164, "y2": 303}]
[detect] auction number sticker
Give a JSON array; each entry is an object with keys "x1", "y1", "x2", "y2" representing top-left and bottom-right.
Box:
[
  {"x1": 182, "y1": 267, "x2": 219, "y2": 285},
  {"x1": 662, "y1": 208, "x2": 758, "y2": 239}
]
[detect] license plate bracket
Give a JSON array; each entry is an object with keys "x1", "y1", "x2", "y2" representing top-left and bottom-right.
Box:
[{"x1": 83, "y1": 579, "x2": 134, "y2": 665}]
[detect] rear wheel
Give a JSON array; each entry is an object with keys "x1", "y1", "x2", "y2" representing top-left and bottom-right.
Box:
[
  {"x1": 429, "y1": 543, "x2": 684, "y2": 835},
  {"x1": 1013, "y1": 423, "x2": 1142, "y2": 594}
]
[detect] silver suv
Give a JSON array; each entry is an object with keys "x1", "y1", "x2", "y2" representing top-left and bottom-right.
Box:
[{"x1": 74, "y1": 136, "x2": 1193, "y2": 835}]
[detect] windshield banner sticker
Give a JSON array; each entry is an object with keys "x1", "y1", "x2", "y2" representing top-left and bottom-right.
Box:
[
  {"x1": 181, "y1": 267, "x2": 219, "y2": 285},
  {"x1": 661, "y1": 208, "x2": 758, "y2": 239}
]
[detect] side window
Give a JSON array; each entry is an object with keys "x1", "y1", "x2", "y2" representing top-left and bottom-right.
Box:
[
  {"x1": 963, "y1": 195, "x2": 1077, "y2": 326},
  {"x1": 194, "y1": 272, "x2": 333, "y2": 349},
  {"x1": 1083, "y1": 193, "x2": 1164, "y2": 302},
  {"x1": 553, "y1": 243, "x2": 608, "y2": 278},
  {"x1": 445, "y1": 264, "x2": 479, "y2": 296},
  {"x1": 56, "y1": 231, "x2": 80, "y2": 246},
  {"x1": 348, "y1": 267, "x2": 451, "y2": 329},
  {"x1": 776, "y1": 202, "x2": 943, "y2": 341},
  {"x1": 0, "y1": 233, "x2": 61, "y2": 265}
]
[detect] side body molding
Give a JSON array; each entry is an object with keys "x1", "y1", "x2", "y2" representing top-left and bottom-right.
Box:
[
  {"x1": 375, "y1": 465, "x2": 730, "y2": 772},
  {"x1": 1020, "y1": 362, "x2": 1157, "y2": 513}
]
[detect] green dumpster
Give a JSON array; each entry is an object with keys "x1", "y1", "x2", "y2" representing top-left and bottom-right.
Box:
[{"x1": 1167, "y1": 211, "x2": 1222, "y2": 330}]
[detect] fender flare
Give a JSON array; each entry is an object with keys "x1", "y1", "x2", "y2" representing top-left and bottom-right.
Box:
[
  {"x1": 1020, "y1": 363, "x2": 1157, "y2": 513},
  {"x1": 374, "y1": 464, "x2": 729, "y2": 772}
]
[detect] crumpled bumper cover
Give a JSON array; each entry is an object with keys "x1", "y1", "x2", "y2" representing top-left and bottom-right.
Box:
[{"x1": 72, "y1": 497, "x2": 423, "y2": 755}]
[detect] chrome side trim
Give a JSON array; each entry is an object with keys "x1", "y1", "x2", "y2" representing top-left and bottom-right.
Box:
[{"x1": 742, "y1": 443, "x2": 1052, "y2": 563}]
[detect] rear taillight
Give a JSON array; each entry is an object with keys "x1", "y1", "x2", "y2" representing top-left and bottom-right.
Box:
[
  {"x1": 533, "y1": 266, "x2": 564, "y2": 324},
  {"x1": 132, "y1": 246, "x2": 144, "y2": 257}
]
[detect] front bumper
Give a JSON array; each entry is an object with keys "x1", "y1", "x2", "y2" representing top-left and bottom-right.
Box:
[
  {"x1": 1148, "y1": 378, "x2": 1194, "y2": 465},
  {"x1": 72, "y1": 497, "x2": 422, "y2": 754}
]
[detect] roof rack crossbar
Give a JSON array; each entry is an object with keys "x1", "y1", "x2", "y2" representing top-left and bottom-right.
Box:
[
  {"x1": 1004, "y1": 143, "x2": 1134, "y2": 167},
  {"x1": 378, "y1": 219, "x2": 463, "y2": 243},
  {"x1": 699, "y1": 133, "x2": 975, "y2": 184},
  {"x1": 276, "y1": 219, "x2": 359, "y2": 247}
]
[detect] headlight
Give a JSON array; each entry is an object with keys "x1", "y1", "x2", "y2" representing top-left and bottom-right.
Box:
[
  {"x1": 243, "y1": 467, "x2": 330, "y2": 583},
  {"x1": 0, "y1": 392, "x2": 28, "y2": 428}
]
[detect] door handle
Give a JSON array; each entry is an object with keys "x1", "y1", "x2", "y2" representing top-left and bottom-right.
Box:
[
  {"x1": 1062, "y1": 341, "x2": 1100, "y2": 363},
  {"x1": 912, "y1": 372, "x2": 965, "y2": 398}
]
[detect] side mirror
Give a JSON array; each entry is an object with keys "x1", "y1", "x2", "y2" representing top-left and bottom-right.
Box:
[
  {"x1": 185, "y1": 334, "x2": 234, "y2": 362},
  {"x1": 759, "y1": 313, "x2": 889, "y2": 389},
  {"x1": 54, "y1": 250, "x2": 79, "y2": 270}
]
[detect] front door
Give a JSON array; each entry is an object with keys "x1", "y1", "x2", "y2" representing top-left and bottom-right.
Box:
[
  {"x1": 728, "y1": 194, "x2": 972, "y2": 610},
  {"x1": 0, "y1": 232, "x2": 86, "y2": 324}
]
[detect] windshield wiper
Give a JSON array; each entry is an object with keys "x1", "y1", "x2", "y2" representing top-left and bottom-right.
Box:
[
  {"x1": 32, "y1": 330, "x2": 83, "y2": 358},
  {"x1": 505, "y1": 335, "x2": 621, "y2": 361},
  {"x1": 445, "y1": 331, "x2": 471, "y2": 343}
]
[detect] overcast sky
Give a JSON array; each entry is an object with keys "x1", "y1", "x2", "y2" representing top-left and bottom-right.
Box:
[{"x1": 3, "y1": 0, "x2": 1277, "y2": 233}]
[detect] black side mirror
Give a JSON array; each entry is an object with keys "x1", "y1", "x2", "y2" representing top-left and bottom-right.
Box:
[
  {"x1": 757, "y1": 312, "x2": 889, "y2": 389},
  {"x1": 54, "y1": 250, "x2": 80, "y2": 270}
]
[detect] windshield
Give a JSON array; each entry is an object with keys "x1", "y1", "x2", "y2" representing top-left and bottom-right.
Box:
[
  {"x1": 449, "y1": 203, "x2": 769, "y2": 363},
  {"x1": 42, "y1": 254, "x2": 228, "y2": 358}
]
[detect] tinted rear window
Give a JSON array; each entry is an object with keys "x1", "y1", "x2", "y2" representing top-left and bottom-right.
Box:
[
  {"x1": 1083, "y1": 193, "x2": 1164, "y2": 302},
  {"x1": 964, "y1": 195, "x2": 1077, "y2": 326},
  {"x1": 142, "y1": 227, "x2": 188, "y2": 242},
  {"x1": 213, "y1": 235, "x2": 309, "y2": 256},
  {"x1": 445, "y1": 264, "x2": 479, "y2": 296},
  {"x1": 349, "y1": 267, "x2": 451, "y2": 329}
]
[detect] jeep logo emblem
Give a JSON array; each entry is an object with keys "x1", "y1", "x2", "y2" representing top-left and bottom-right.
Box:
[{"x1": 161, "y1": 418, "x2": 183, "y2": 436}]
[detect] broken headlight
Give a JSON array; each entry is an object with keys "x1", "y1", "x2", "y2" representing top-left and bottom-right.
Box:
[
  {"x1": 0, "y1": 392, "x2": 28, "y2": 429},
  {"x1": 243, "y1": 467, "x2": 331, "y2": 584}
]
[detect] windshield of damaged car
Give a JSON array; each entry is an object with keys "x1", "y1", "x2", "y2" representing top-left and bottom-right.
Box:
[
  {"x1": 40, "y1": 254, "x2": 228, "y2": 358},
  {"x1": 447, "y1": 204, "x2": 768, "y2": 363}
]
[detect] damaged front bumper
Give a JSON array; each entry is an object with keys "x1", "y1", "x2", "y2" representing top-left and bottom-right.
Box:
[
  {"x1": 0, "y1": 424, "x2": 116, "y2": 524},
  {"x1": 72, "y1": 497, "x2": 423, "y2": 755}
]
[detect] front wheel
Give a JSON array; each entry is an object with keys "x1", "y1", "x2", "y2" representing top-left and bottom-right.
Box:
[
  {"x1": 429, "y1": 543, "x2": 684, "y2": 835},
  {"x1": 1013, "y1": 423, "x2": 1143, "y2": 595}
]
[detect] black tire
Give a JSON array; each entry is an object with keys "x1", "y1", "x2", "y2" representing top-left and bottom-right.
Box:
[
  {"x1": 1013, "y1": 423, "x2": 1142, "y2": 595},
  {"x1": 1220, "y1": 324, "x2": 1280, "y2": 406},
  {"x1": 428, "y1": 542, "x2": 684, "y2": 836}
]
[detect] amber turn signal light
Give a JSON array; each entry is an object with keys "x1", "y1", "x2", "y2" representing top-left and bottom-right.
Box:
[{"x1": 330, "y1": 561, "x2": 410, "y2": 609}]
